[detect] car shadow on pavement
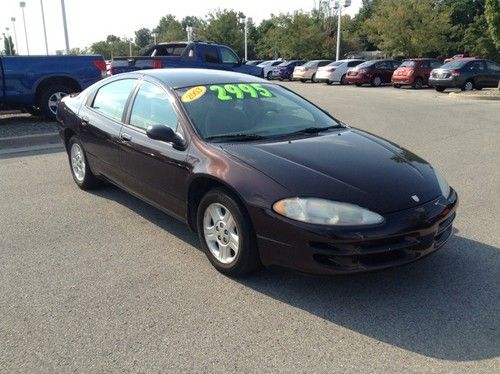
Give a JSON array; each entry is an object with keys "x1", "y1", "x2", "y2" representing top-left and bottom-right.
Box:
[
  {"x1": 90, "y1": 185, "x2": 499, "y2": 362},
  {"x1": 240, "y1": 235, "x2": 500, "y2": 362}
]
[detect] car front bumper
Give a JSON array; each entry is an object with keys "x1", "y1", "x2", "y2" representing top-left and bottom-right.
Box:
[
  {"x1": 428, "y1": 77, "x2": 464, "y2": 88},
  {"x1": 249, "y1": 190, "x2": 458, "y2": 275},
  {"x1": 391, "y1": 76, "x2": 416, "y2": 85}
]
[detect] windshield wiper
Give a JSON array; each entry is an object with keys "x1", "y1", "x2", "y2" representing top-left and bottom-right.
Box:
[
  {"x1": 205, "y1": 133, "x2": 268, "y2": 142},
  {"x1": 283, "y1": 125, "x2": 342, "y2": 137}
]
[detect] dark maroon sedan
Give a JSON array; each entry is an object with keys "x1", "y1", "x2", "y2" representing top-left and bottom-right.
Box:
[
  {"x1": 347, "y1": 59, "x2": 401, "y2": 87},
  {"x1": 57, "y1": 69, "x2": 457, "y2": 277}
]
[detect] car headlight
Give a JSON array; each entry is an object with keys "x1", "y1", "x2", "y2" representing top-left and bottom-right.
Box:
[
  {"x1": 434, "y1": 168, "x2": 450, "y2": 198},
  {"x1": 272, "y1": 198, "x2": 384, "y2": 226}
]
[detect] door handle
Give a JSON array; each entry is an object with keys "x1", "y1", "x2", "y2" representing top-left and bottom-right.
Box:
[
  {"x1": 121, "y1": 133, "x2": 132, "y2": 141},
  {"x1": 81, "y1": 116, "x2": 89, "y2": 126}
]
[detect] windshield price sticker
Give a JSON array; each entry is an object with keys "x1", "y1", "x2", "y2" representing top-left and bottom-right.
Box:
[
  {"x1": 182, "y1": 86, "x2": 207, "y2": 102},
  {"x1": 209, "y1": 83, "x2": 273, "y2": 101}
]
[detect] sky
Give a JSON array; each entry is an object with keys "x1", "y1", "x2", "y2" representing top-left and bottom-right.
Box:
[{"x1": 1, "y1": 0, "x2": 362, "y2": 55}]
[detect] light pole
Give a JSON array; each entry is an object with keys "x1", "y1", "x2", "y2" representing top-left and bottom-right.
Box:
[
  {"x1": 128, "y1": 38, "x2": 133, "y2": 56},
  {"x1": 185, "y1": 26, "x2": 193, "y2": 42},
  {"x1": 40, "y1": 0, "x2": 49, "y2": 54},
  {"x1": 333, "y1": 0, "x2": 351, "y2": 61},
  {"x1": 239, "y1": 17, "x2": 250, "y2": 61},
  {"x1": 11, "y1": 18, "x2": 18, "y2": 55},
  {"x1": 60, "y1": 0, "x2": 70, "y2": 54},
  {"x1": 19, "y1": 1, "x2": 29, "y2": 55},
  {"x1": 152, "y1": 31, "x2": 158, "y2": 45}
]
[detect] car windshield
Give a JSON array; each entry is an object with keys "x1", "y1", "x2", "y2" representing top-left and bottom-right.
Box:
[
  {"x1": 176, "y1": 83, "x2": 341, "y2": 142},
  {"x1": 400, "y1": 61, "x2": 416, "y2": 67},
  {"x1": 355, "y1": 61, "x2": 376, "y2": 68},
  {"x1": 441, "y1": 60, "x2": 468, "y2": 69}
]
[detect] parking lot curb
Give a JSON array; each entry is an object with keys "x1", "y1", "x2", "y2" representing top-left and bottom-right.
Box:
[
  {"x1": 448, "y1": 92, "x2": 500, "y2": 101},
  {"x1": 0, "y1": 132, "x2": 61, "y2": 150}
]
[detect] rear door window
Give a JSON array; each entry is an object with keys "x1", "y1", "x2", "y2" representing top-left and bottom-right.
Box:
[
  {"x1": 129, "y1": 81, "x2": 179, "y2": 131},
  {"x1": 203, "y1": 45, "x2": 220, "y2": 63},
  {"x1": 486, "y1": 61, "x2": 500, "y2": 73},
  {"x1": 468, "y1": 61, "x2": 486, "y2": 71},
  {"x1": 318, "y1": 61, "x2": 331, "y2": 67},
  {"x1": 376, "y1": 61, "x2": 391, "y2": 69},
  {"x1": 91, "y1": 79, "x2": 137, "y2": 122}
]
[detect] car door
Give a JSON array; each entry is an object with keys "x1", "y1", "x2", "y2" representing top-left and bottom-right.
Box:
[
  {"x1": 467, "y1": 60, "x2": 488, "y2": 87},
  {"x1": 374, "y1": 61, "x2": 391, "y2": 82},
  {"x1": 80, "y1": 78, "x2": 138, "y2": 183},
  {"x1": 485, "y1": 61, "x2": 500, "y2": 87},
  {"x1": 119, "y1": 79, "x2": 190, "y2": 220}
]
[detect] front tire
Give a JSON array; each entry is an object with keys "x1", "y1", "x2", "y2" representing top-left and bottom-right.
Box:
[
  {"x1": 197, "y1": 188, "x2": 260, "y2": 277},
  {"x1": 355, "y1": 83, "x2": 362, "y2": 87},
  {"x1": 266, "y1": 72, "x2": 272, "y2": 80},
  {"x1": 371, "y1": 76, "x2": 382, "y2": 87},
  {"x1": 435, "y1": 87, "x2": 446, "y2": 92},
  {"x1": 393, "y1": 84, "x2": 401, "y2": 88},
  {"x1": 67, "y1": 136, "x2": 101, "y2": 190},
  {"x1": 340, "y1": 74, "x2": 348, "y2": 85},
  {"x1": 311, "y1": 73, "x2": 317, "y2": 83},
  {"x1": 326, "y1": 80, "x2": 333, "y2": 85},
  {"x1": 462, "y1": 80, "x2": 474, "y2": 91},
  {"x1": 39, "y1": 84, "x2": 73, "y2": 121}
]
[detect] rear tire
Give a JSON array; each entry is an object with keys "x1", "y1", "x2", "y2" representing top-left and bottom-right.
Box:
[
  {"x1": 435, "y1": 87, "x2": 446, "y2": 92},
  {"x1": 67, "y1": 136, "x2": 102, "y2": 190},
  {"x1": 412, "y1": 77, "x2": 423, "y2": 89},
  {"x1": 355, "y1": 83, "x2": 362, "y2": 87},
  {"x1": 300, "y1": 79, "x2": 307, "y2": 83},
  {"x1": 393, "y1": 84, "x2": 401, "y2": 88},
  {"x1": 326, "y1": 80, "x2": 333, "y2": 85},
  {"x1": 266, "y1": 71, "x2": 272, "y2": 80},
  {"x1": 39, "y1": 84, "x2": 73, "y2": 121},
  {"x1": 311, "y1": 73, "x2": 317, "y2": 83},
  {"x1": 340, "y1": 74, "x2": 348, "y2": 85},
  {"x1": 197, "y1": 188, "x2": 260, "y2": 277}
]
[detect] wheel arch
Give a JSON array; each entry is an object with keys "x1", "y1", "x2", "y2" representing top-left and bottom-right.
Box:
[
  {"x1": 186, "y1": 174, "x2": 251, "y2": 233},
  {"x1": 35, "y1": 76, "x2": 81, "y2": 106}
]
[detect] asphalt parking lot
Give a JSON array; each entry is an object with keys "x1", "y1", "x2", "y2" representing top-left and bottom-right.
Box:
[{"x1": 1, "y1": 83, "x2": 499, "y2": 372}]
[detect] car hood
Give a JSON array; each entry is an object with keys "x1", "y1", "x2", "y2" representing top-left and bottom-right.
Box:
[{"x1": 221, "y1": 129, "x2": 441, "y2": 214}]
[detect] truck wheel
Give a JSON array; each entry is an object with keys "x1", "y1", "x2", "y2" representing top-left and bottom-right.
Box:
[{"x1": 39, "y1": 84, "x2": 72, "y2": 121}]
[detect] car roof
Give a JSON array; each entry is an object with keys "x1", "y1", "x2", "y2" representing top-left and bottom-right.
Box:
[{"x1": 136, "y1": 68, "x2": 265, "y2": 89}]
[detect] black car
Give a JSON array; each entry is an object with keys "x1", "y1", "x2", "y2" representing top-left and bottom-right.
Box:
[
  {"x1": 57, "y1": 69, "x2": 457, "y2": 277},
  {"x1": 429, "y1": 58, "x2": 500, "y2": 92}
]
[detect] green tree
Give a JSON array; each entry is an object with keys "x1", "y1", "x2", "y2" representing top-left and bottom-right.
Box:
[
  {"x1": 90, "y1": 35, "x2": 138, "y2": 59},
  {"x1": 156, "y1": 14, "x2": 185, "y2": 42},
  {"x1": 463, "y1": 13, "x2": 500, "y2": 60},
  {"x1": 3, "y1": 35, "x2": 16, "y2": 55},
  {"x1": 135, "y1": 28, "x2": 152, "y2": 48},
  {"x1": 198, "y1": 10, "x2": 246, "y2": 57},
  {"x1": 485, "y1": 0, "x2": 500, "y2": 48},
  {"x1": 365, "y1": 0, "x2": 453, "y2": 57},
  {"x1": 68, "y1": 47, "x2": 89, "y2": 55}
]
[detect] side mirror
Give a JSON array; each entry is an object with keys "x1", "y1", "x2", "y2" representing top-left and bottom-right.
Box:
[{"x1": 146, "y1": 125, "x2": 186, "y2": 150}]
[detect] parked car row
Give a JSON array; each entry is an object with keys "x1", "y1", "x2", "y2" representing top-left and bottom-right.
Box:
[{"x1": 258, "y1": 57, "x2": 500, "y2": 92}]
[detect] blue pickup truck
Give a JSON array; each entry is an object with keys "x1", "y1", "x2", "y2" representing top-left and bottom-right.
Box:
[
  {"x1": 110, "y1": 41, "x2": 263, "y2": 77},
  {"x1": 0, "y1": 55, "x2": 106, "y2": 120}
]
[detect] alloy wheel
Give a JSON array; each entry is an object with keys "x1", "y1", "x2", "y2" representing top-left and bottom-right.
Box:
[
  {"x1": 203, "y1": 203, "x2": 239, "y2": 264},
  {"x1": 70, "y1": 143, "x2": 86, "y2": 182}
]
